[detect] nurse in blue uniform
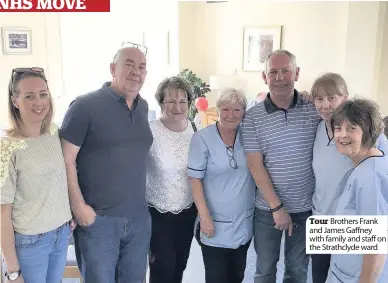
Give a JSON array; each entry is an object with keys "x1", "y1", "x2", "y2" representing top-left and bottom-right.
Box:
[
  {"x1": 187, "y1": 87, "x2": 255, "y2": 283},
  {"x1": 326, "y1": 98, "x2": 388, "y2": 283},
  {"x1": 310, "y1": 73, "x2": 388, "y2": 282}
]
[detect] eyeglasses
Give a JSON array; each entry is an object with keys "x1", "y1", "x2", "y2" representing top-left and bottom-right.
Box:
[
  {"x1": 11, "y1": 67, "x2": 45, "y2": 83},
  {"x1": 121, "y1": 42, "x2": 148, "y2": 55},
  {"x1": 113, "y1": 42, "x2": 148, "y2": 61},
  {"x1": 226, "y1": 146, "x2": 238, "y2": 169},
  {"x1": 163, "y1": 100, "x2": 189, "y2": 107}
]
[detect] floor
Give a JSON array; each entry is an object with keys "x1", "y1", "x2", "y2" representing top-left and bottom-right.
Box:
[{"x1": 62, "y1": 235, "x2": 313, "y2": 283}]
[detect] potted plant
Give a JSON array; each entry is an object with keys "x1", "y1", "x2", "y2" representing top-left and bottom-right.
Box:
[{"x1": 178, "y1": 69, "x2": 211, "y2": 120}]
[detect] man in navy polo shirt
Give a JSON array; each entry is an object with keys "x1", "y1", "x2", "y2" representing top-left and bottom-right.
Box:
[
  {"x1": 242, "y1": 50, "x2": 320, "y2": 283},
  {"x1": 61, "y1": 44, "x2": 153, "y2": 283}
]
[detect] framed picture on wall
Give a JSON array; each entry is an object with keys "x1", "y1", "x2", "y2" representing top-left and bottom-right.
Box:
[
  {"x1": 1, "y1": 27, "x2": 32, "y2": 55},
  {"x1": 242, "y1": 26, "x2": 282, "y2": 72}
]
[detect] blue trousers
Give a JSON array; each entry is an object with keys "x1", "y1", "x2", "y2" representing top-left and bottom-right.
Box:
[
  {"x1": 254, "y1": 208, "x2": 311, "y2": 283},
  {"x1": 15, "y1": 221, "x2": 71, "y2": 283},
  {"x1": 74, "y1": 213, "x2": 151, "y2": 283}
]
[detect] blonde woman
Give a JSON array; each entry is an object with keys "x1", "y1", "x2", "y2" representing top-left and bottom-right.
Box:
[
  {"x1": 188, "y1": 88, "x2": 255, "y2": 283},
  {"x1": 0, "y1": 68, "x2": 72, "y2": 283}
]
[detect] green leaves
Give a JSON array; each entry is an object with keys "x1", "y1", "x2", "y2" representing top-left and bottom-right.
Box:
[
  {"x1": 177, "y1": 69, "x2": 211, "y2": 120},
  {"x1": 178, "y1": 69, "x2": 210, "y2": 98}
]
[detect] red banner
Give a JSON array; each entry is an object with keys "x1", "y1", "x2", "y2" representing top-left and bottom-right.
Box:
[{"x1": 0, "y1": 0, "x2": 110, "y2": 12}]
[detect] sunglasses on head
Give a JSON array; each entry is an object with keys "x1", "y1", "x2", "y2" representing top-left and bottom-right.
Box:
[
  {"x1": 121, "y1": 42, "x2": 148, "y2": 56},
  {"x1": 113, "y1": 42, "x2": 148, "y2": 62},
  {"x1": 11, "y1": 67, "x2": 45, "y2": 83}
]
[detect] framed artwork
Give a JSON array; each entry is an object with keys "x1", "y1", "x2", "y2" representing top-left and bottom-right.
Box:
[
  {"x1": 1, "y1": 27, "x2": 32, "y2": 54},
  {"x1": 242, "y1": 26, "x2": 282, "y2": 72}
]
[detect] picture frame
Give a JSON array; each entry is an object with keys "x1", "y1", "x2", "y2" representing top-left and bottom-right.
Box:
[
  {"x1": 1, "y1": 27, "x2": 32, "y2": 55},
  {"x1": 242, "y1": 26, "x2": 282, "y2": 72}
]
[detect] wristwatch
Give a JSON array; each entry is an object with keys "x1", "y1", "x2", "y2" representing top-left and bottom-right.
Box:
[{"x1": 5, "y1": 270, "x2": 21, "y2": 281}]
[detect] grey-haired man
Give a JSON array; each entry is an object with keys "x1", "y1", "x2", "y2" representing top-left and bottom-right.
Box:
[
  {"x1": 61, "y1": 45, "x2": 153, "y2": 283},
  {"x1": 242, "y1": 50, "x2": 320, "y2": 283}
]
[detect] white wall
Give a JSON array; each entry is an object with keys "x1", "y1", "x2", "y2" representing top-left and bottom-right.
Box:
[
  {"x1": 342, "y1": 2, "x2": 385, "y2": 99},
  {"x1": 377, "y1": 4, "x2": 388, "y2": 117},
  {"x1": 0, "y1": 0, "x2": 181, "y2": 127},
  {"x1": 179, "y1": 2, "x2": 219, "y2": 105},
  {"x1": 179, "y1": 1, "x2": 350, "y2": 104},
  {"x1": 179, "y1": 1, "x2": 388, "y2": 114},
  {"x1": 0, "y1": 13, "x2": 63, "y2": 129},
  {"x1": 59, "y1": 0, "x2": 180, "y2": 120}
]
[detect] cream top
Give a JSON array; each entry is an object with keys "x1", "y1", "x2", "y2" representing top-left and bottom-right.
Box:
[
  {"x1": 0, "y1": 124, "x2": 72, "y2": 235},
  {"x1": 146, "y1": 119, "x2": 195, "y2": 213}
]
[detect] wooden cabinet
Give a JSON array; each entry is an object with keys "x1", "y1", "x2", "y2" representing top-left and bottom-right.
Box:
[{"x1": 199, "y1": 107, "x2": 218, "y2": 127}]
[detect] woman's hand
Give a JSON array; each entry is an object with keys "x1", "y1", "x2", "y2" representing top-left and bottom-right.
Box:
[{"x1": 200, "y1": 214, "x2": 215, "y2": 238}]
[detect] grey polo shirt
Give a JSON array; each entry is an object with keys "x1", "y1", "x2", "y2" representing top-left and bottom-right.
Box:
[
  {"x1": 241, "y1": 90, "x2": 321, "y2": 213},
  {"x1": 60, "y1": 82, "x2": 153, "y2": 218}
]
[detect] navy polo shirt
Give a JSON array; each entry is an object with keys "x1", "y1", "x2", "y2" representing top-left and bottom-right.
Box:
[{"x1": 60, "y1": 82, "x2": 153, "y2": 218}]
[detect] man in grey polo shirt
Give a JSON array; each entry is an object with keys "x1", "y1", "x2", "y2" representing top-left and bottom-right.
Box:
[
  {"x1": 241, "y1": 50, "x2": 320, "y2": 283},
  {"x1": 61, "y1": 44, "x2": 153, "y2": 283}
]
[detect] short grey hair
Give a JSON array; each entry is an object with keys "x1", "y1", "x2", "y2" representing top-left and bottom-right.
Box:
[
  {"x1": 112, "y1": 46, "x2": 146, "y2": 64},
  {"x1": 216, "y1": 87, "x2": 247, "y2": 110},
  {"x1": 264, "y1": 49, "x2": 297, "y2": 74},
  {"x1": 112, "y1": 48, "x2": 126, "y2": 64}
]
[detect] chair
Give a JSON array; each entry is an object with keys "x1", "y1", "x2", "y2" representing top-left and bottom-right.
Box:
[{"x1": 63, "y1": 235, "x2": 82, "y2": 282}]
